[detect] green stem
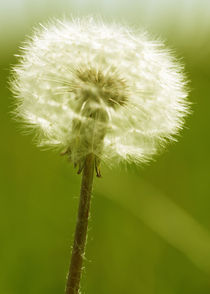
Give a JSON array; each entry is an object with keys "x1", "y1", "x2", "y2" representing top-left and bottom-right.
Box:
[{"x1": 65, "y1": 153, "x2": 95, "y2": 294}]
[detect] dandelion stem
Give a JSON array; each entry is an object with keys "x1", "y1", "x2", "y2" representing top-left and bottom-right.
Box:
[{"x1": 65, "y1": 153, "x2": 95, "y2": 294}]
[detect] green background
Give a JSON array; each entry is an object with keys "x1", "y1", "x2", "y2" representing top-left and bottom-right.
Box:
[{"x1": 1, "y1": 1, "x2": 210, "y2": 293}]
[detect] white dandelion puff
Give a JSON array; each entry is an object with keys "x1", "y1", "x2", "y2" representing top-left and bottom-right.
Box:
[{"x1": 10, "y1": 17, "x2": 189, "y2": 170}]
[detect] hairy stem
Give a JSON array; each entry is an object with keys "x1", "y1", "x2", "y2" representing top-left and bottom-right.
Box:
[{"x1": 65, "y1": 153, "x2": 95, "y2": 294}]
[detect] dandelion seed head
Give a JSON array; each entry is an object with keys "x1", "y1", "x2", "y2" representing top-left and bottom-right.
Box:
[{"x1": 11, "y1": 17, "x2": 189, "y2": 166}]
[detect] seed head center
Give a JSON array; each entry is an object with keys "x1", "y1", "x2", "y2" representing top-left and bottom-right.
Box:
[{"x1": 74, "y1": 67, "x2": 128, "y2": 109}]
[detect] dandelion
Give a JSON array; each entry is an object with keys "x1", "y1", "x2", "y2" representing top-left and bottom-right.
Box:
[{"x1": 10, "y1": 17, "x2": 189, "y2": 294}]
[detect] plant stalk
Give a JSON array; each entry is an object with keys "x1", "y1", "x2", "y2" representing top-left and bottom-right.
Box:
[{"x1": 65, "y1": 153, "x2": 95, "y2": 294}]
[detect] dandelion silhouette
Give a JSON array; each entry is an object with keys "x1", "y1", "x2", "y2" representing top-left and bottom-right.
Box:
[{"x1": 10, "y1": 17, "x2": 189, "y2": 294}]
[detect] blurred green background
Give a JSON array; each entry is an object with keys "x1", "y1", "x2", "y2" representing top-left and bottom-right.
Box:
[{"x1": 1, "y1": 0, "x2": 210, "y2": 293}]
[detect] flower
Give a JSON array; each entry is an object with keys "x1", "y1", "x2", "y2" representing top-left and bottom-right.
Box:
[{"x1": 11, "y1": 17, "x2": 189, "y2": 171}]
